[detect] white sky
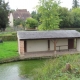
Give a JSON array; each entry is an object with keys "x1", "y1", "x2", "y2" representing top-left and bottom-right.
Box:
[{"x1": 5, "y1": 0, "x2": 73, "y2": 13}]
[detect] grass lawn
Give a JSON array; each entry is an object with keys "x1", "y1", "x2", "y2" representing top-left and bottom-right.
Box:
[{"x1": 0, "y1": 41, "x2": 19, "y2": 60}]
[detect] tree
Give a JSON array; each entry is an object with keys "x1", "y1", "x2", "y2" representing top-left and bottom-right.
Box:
[
  {"x1": 31, "y1": 11, "x2": 41, "y2": 23},
  {"x1": 14, "y1": 19, "x2": 26, "y2": 29},
  {"x1": 21, "y1": 20, "x2": 26, "y2": 29},
  {"x1": 0, "y1": 0, "x2": 10, "y2": 31},
  {"x1": 58, "y1": 7, "x2": 74, "y2": 28},
  {"x1": 37, "y1": 0, "x2": 61, "y2": 30},
  {"x1": 10, "y1": 9, "x2": 15, "y2": 13},
  {"x1": 71, "y1": 8, "x2": 80, "y2": 28},
  {"x1": 14, "y1": 19, "x2": 23, "y2": 26},
  {"x1": 26, "y1": 18, "x2": 38, "y2": 29},
  {"x1": 31, "y1": 11, "x2": 37, "y2": 20},
  {"x1": 72, "y1": 0, "x2": 79, "y2": 8}
]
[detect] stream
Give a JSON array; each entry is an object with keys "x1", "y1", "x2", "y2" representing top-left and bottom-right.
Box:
[
  {"x1": 0, "y1": 59, "x2": 45, "y2": 80},
  {"x1": 0, "y1": 61, "x2": 31, "y2": 80}
]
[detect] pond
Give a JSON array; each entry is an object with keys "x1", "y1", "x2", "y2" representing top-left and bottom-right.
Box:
[{"x1": 0, "y1": 59, "x2": 46, "y2": 80}]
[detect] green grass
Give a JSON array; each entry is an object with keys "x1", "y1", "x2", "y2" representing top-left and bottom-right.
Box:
[
  {"x1": 0, "y1": 41, "x2": 19, "y2": 60},
  {"x1": 34, "y1": 54, "x2": 80, "y2": 80}
]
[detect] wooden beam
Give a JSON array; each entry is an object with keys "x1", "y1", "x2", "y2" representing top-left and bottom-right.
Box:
[
  {"x1": 54, "y1": 39, "x2": 57, "y2": 57},
  {"x1": 48, "y1": 40, "x2": 50, "y2": 51},
  {"x1": 54, "y1": 39, "x2": 57, "y2": 51}
]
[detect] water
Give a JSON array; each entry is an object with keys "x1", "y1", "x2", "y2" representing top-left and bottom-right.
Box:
[
  {"x1": 0, "y1": 61, "x2": 31, "y2": 80},
  {"x1": 0, "y1": 60, "x2": 45, "y2": 80}
]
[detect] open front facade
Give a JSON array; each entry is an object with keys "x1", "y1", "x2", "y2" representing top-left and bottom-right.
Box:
[
  {"x1": 17, "y1": 30, "x2": 80, "y2": 55},
  {"x1": 18, "y1": 38, "x2": 80, "y2": 54}
]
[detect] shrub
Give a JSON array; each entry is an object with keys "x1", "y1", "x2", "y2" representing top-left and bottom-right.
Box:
[
  {"x1": 12, "y1": 32, "x2": 17, "y2": 36},
  {"x1": 26, "y1": 18, "x2": 38, "y2": 29},
  {"x1": 0, "y1": 36, "x2": 17, "y2": 41}
]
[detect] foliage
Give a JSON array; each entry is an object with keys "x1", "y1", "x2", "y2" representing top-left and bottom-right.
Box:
[
  {"x1": 0, "y1": 41, "x2": 19, "y2": 60},
  {"x1": 0, "y1": 32, "x2": 16, "y2": 36},
  {"x1": 37, "y1": 0, "x2": 61, "y2": 30},
  {"x1": 10, "y1": 9, "x2": 15, "y2": 13},
  {"x1": 26, "y1": 18, "x2": 38, "y2": 29},
  {"x1": 31, "y1": 11, "x2": 37, "y2": 20},
  {"x1": 14, "y1": 19, "x2": 23, "y2": 26},
  {"x1": 58, "y1": 7, "x2": 74, "y2": 28},
  {"x1": 31, "y1": 11, "x2": 41, "y2": 23},
  {"x1": 0, "y1": 35, "x2": 17, "y2": 41},
  {"x1": 34, "y1": 54, "x2": 80, "y2": 80},
  {"x1": 21, "y1": 20, "x2": 26, "y2": 29},
  {"x1": 0, "y1": 0, "x2": 10, "y2": 31},
  {"x1": 57, "y1": 7, "x2": 80, "y2": 28},
  {"x1": 36, "y1": 13, "x2": 41, "y2": 23},
  {"x1": 38, "y1": 23, "x2": 46, "y2": 30},
  {"x1": 0, "y1": 32, "x2": 17, "y2": 41},
  {"x1": 14, "y1": 19, "x2": 26, "y2": 29},
  {"x1": 11, "y1": 32, "x2": 17, "y2": 36},
  {"x1": 72, "y1": 0, "x2": 80, "y2": 8},
  {"x1": 71, "y1": 8, "x2": 80, "y2": 28}
]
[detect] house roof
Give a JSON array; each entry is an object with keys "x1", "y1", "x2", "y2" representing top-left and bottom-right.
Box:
[
  {"x1": 13, "y1": 9, "x2": 31, "y2": 20},
  {"x1": 17, "y1": 30, "x2": 80, "y2": 40}
]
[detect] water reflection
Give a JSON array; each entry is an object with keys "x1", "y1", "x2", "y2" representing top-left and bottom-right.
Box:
[
  {"x1": 0, "y1": 62, "x2": 30, "y2": 80},
  {"x1": 0, "y1": 60, "x2": 45, "y2": 80}
]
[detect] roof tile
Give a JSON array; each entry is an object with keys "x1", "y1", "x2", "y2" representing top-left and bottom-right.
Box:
[
  {"x1": 17, "y1": 30, "x2": 80, "y2": 39},
  {"x1": 13, "y1": 9, "x2": 31, "y2": 20}
]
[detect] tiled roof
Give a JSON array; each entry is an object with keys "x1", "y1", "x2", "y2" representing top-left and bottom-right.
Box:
[
  {"x1": 13, "y1": 9, "x2": 31, "y2": 20},
  {"x1": 17, "y1": 30, "x2": 80, "y2": 39}
]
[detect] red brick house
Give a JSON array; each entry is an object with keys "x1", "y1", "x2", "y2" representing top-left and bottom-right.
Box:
[{"x1": 17, "y1": 30, "x2": 80, "y2": 55}]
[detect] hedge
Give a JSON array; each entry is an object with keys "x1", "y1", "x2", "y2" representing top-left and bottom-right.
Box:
[
  {"x1": 0, "y1": 36, "x2": 17, "y2": 41},
  {"x1": 11, "y1": 32, "x2": 17, "y2": 36}
]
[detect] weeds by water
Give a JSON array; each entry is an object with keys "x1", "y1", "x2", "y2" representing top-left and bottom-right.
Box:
[{"x1": 34, "y1": 54, "x2": 80, "y2": 80}]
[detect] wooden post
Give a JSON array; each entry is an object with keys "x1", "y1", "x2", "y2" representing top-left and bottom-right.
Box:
[{"x1": 54, "y1": 39, "x2": 57, "y2": 57}]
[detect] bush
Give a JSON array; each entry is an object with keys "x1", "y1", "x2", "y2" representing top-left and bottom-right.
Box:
[
  {"x1": 12, "y1": 32, "x2": 17, "y2": 36},
  {"x1": 0, "y1": 36, "x2": 17, "y2": 41},
  {"x1": 26, "y1": 18, "x2": 38, "y2": 29}
]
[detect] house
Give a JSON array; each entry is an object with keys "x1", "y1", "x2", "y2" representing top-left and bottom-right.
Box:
[
  {"x1": 9, "y1": 9, "x2": 31, "y2": 27},
  {"x1": 17, "y1": 30, "x2": 80, "y2": 55}
]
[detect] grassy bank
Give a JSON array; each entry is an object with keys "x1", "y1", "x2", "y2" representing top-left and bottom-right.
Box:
[
  {"x1": 0, "y1": 41, "x2": 19, "y2": 61},
  {"x1": 34, "y1": 54, "x2": 80, "y2": 80},
  {"x1": 18, "y1": 59, "x2": 47, "y2": 75}
]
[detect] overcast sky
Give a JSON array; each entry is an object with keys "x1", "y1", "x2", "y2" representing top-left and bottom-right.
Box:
[{"x1": 5, "y1": 0, "x2": 73, "y2": 12}]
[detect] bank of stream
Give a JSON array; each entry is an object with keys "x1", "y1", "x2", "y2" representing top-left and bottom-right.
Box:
[{"x1": 0, "y1": 59, "x2": 46, "y2": 80}]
